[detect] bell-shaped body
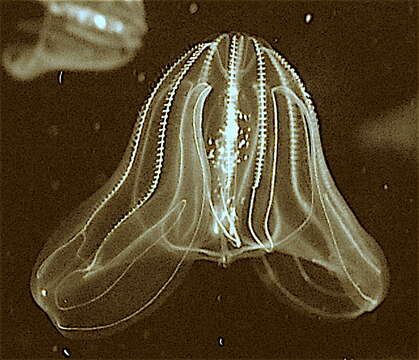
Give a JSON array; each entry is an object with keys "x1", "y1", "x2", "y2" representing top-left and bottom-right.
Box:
[
  {"x1": 31, "y1": 32, "x2": 389, "y2": 338},
  {"x1": 3, "y1": 0, "x2": 147, "y2": 81}
]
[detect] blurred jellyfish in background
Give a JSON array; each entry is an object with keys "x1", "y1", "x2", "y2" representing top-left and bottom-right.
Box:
[{"x1": 2, "y1": 0, "x2": 148, "y2": 81}]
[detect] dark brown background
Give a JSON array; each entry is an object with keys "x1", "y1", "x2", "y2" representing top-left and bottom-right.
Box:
[{"x1": 1, "y1": 0, "x2": 417, "y2": 358}]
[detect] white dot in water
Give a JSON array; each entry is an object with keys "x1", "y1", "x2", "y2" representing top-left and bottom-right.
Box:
[
  {"x1": 58, "y1": 71, "x2": 64, "y2": 84},
  {"x1": 189, "y1": 2, "x2": 199, "y2": 14},
  {"x1": 62, "y1": 348, "x2": 71, "y2": 358},
  {"x1": 383, "y1": 184, "x2": 389, "y2": 190},
  {"x1": 93, "y1": 122, "x2": 101, "y2": 132},
  {"x1": 217, "y1": 336, "x2": 224, "y2": 347},
  {"x1": 304, "y1": 13, "x2": 313, "y2": 24},
  {"x1": 41, "y1": 289, "x2": 48, "y2": 297}
]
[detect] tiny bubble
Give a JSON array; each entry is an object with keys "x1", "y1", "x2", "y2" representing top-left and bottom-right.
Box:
[
  {"x1": 304, "y1": 13, "x2": 313, "y2": 24},
  {"x1": 189, "y1": 2, "x2": 199, "y2": 14},
  {"x1": 62, "y1": 348, "x2": 71, "y2": 358},
  {"x1": 217, "y1": 336, "x2": 224, "y2": 347},
  {"x1": 383, "y1": 184, "x2": 389, "y2": 190},
  {"x1": 58, "y1": 71, "x2": 64, "y2": 84}
]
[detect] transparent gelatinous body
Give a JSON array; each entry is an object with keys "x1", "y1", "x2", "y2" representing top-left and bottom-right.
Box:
[
  {"x1": 3, "y1": 0, "x2": 147, "y2": 81},
  {"x1": 31, "y1": 32, "x2": 389, "y2": 338}
]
